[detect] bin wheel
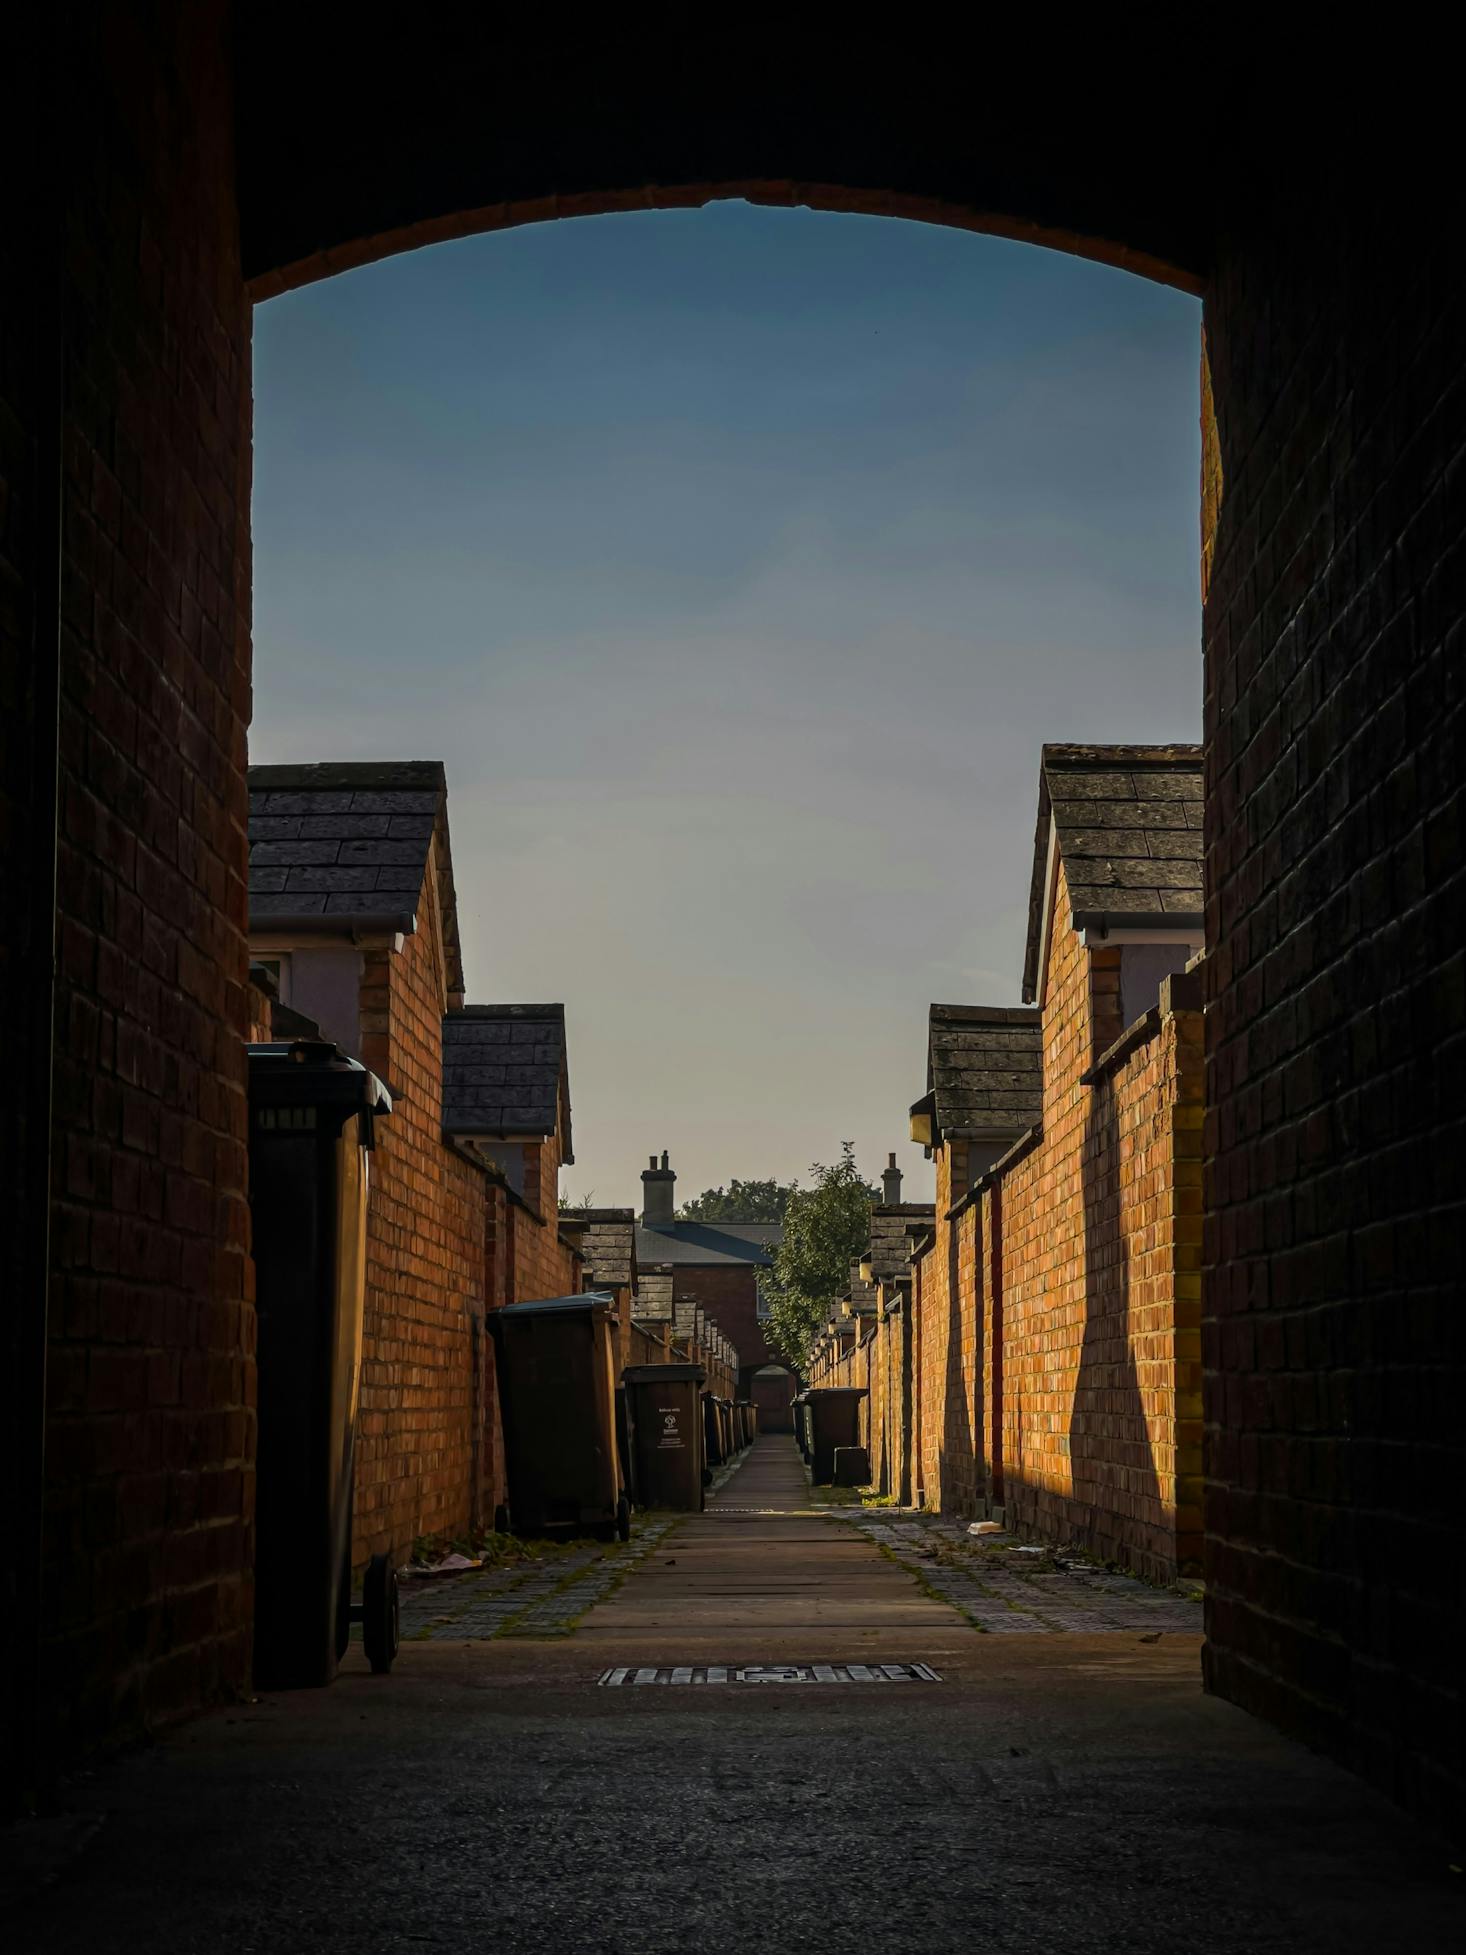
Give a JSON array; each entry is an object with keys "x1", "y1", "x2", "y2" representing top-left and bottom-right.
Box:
[
  {"x1": 336, "y1": 1490, "x2": 355, "y2": 1661},
  {"x1": 362, "y1": 1554, "x2": 398, "y2": 1676},
  {"x1": 615, "y1": 1494, "x2": 631, "y2": 1543},
  {"x1": 493, "y1": 1503, "x2": 510, "y2": 1536},
  {"x1": 335, "y1": 1553, "x2": 353, "y2": 1662}
]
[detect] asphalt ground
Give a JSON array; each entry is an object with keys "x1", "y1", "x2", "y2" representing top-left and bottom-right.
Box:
[{"x1": 7, "y1": 1438, "x2": 1461, "y2": 1953}]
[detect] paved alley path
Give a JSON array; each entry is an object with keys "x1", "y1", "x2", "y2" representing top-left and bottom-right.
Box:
[
  {"x1": 7, "y1": 1437, "x2": 1462, "y2": 1954},
  {"x1": 578, "y1": 1434, "x2": 964, "y2": 1649}
]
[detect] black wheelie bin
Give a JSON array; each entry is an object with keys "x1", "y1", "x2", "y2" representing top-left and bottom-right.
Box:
[{"x1": 248, "y1": 1038, "x2": 395, "y2": 1687}]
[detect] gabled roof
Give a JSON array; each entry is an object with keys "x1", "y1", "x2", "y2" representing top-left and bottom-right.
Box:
[
  {"x1": 633, "y1": 1221, "x2": 780, "y2": 1269},
  {"x1": 248, "y1": 760, "x2": 464, "y2": 996},
  {"x1": 921, "y1": 1003, "x2": 1043, "y2": 1145},
  {"x1": 866, "y1": 1204, "x2": 936, "y2": 1282},
  {"x1": 558, "y1": 1208, "x2": 636, "y2": 1289},
  {"x1": 441, "y1": 1004, "x2": 571, "y2": 1160},
  {"x1": 1023, "y1": 744, "x2": 1204, "y2": 1001}
]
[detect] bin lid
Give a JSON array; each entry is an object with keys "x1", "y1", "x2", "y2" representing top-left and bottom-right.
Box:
[
  {"x1": 622, "y1": 1363, "x2": 706, "y2": 1384},
  {"x1": 805, "y1": 1385, "x2": 869, "y2": 1399},
  {"x1": 247, "y1": 1039, "x2": 391, "y2": 1115},
  {"x1": 496, "y1": 1291, "x2": 615, "y2": 1319}
]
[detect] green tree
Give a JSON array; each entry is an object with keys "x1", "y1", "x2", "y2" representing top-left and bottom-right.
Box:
[
  {"x1": 760, "y1": 1145, "x2": 877, "y2": 1368},
  {"x1": 677, "y1": 1177, "x2": 798, "y2": 1223}
]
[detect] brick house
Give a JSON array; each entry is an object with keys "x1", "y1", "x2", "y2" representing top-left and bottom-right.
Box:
[
  {"x1": 440, "y1": 1004, "x2": 582, "y2": 1306},
  {"x1": 633, "y1": 1153, "x2": 795, "y2": 1427},
  {"x1": 248, "y1": 760, "x2": 491, "y2": 1567}
]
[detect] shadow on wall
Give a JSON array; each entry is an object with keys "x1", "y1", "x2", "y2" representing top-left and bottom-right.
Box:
[
  {"x1": 1072, "y1": 1080, "x2": 1166, "y2": 1581},
  {"x1": 941, "y1": 1219, "x2": 976, "y2": 1513}
]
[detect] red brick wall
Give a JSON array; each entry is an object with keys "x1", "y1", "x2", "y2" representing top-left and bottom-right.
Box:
[
  {"x1": 33, "y1": 0, "x2": 255, "y2": 1763},
  {"x1": 354, "y1": 853, "x2": 486, "y2": 1567}
]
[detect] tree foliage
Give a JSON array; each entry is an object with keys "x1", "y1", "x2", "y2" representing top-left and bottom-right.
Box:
[
  {"x1": 761, "y1": 1145, "x2": 877, "y2": 1369},
  {"x1": 677, "y1": 1177, "x2": 798, "y2": 1223}
]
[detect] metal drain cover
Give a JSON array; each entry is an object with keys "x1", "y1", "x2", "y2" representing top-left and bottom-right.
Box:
[{"x1": 597, "y1": 1662, "x2": 941, "y2": 1686}]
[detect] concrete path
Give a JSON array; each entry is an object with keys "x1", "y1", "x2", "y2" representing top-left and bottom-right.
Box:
[
  {"x1": 579, "y1": 1434, "x2": 964, "y2": 1648},
  {"x1": 6, "y1": 1437, "x2": 1462, "y2": 1953}
]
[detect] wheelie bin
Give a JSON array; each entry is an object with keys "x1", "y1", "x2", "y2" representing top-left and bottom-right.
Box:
[
  {"x1": 490, "y1": 1293, "x2": 630, "y2": 1540},
  {"x1": 623, "y1": 1364, "x2": 706, "y2": 1510},
  {"x1": 248, "y1": 1038, "x2": 395, "y2": 1688},
  {"x1": 805, "y1": 1387, "x2": 869, "y2": 1485}
]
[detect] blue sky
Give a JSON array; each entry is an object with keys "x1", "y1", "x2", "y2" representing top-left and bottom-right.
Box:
[{"x1": 252, "y1": 202, "x2": 1202, "y2": 1206}]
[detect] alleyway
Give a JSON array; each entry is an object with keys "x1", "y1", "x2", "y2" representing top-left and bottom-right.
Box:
[{"x1": 7, "y1": 1440, "x2": 1461, "y2": 1953}]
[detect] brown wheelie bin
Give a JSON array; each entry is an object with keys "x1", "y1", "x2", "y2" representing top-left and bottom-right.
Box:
[
  {"x1": 624, "y1": 1364, "x2": 707, "y2": 1510},
  {"x1": 490, "y1": 1292, "x2": 630, "y2": 1540},
  {"x1": 804, "y1": 1387, "x2": 869, "y2": 1484}
]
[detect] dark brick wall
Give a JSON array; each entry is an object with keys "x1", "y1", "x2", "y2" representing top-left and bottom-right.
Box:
[
  {"x1": 1202, "y1": 190, "x2": 1465, "y2": 1835},
  {"x1": 38, "y1": 0, "x2": 254, "y2": 1757},
  {"x1": 2, "y1": 16, "x2": 63, "y2": 1797}
]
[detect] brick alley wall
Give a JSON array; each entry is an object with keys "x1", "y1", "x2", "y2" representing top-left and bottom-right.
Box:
[
  {"x1": 355, "y1": 856, "x2": 486, "y2": 1568},
  {"x1": 34, "y1": 0, "x2": 256, "y2": 1763},
  {"x1": 913, "y1": 1146, "x2": 981, "y2": 1516},
  {"x1": 999, "y1": 859, "x2": 1125, "y2": 1546},
  {"x1": 1201, "y1": 187, "x2": 1466, "y2": 1831},
  {"x1": 870, "y1": 864, "x2": 1204, "y2": 1585}
]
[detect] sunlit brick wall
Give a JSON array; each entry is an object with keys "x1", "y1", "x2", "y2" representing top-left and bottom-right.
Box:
[{"x1": 354, "y1": 860, "x2": 485, "y2": 1567}]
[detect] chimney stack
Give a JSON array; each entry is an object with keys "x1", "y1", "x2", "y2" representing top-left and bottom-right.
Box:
[
  {"x1": 882, "y1": 1151, "x2": 903, "y2": 1206},
  {"x1": 642, "y1": 1150, "x2": 677, "y2": 1226}
]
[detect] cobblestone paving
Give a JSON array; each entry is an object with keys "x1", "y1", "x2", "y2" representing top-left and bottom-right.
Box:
[
  {"x1": 847, "y1": 1512, "x2": 1203, "y2": 1635},
  {"x1": 398, "y1": 1520, "x2": 678, "y2": 1642}
]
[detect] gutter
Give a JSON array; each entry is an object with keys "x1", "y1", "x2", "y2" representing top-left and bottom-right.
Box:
[{"x1": 248, "y1": 910, "x2": 417, "y2": 940}]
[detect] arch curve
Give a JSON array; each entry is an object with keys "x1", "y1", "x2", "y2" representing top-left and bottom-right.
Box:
[{"x1": 236, "y1": 22, "x2": 1213, "y2": 299}]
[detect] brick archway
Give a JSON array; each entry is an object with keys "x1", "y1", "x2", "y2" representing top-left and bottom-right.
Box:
[{"x1": 6, "y1": 5, "x2": 1461, "y2": 1838}]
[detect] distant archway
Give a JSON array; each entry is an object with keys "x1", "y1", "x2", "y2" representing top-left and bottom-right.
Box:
[{"x1": 748, "y1": 1364, "x2": 798, "y2": 1434}]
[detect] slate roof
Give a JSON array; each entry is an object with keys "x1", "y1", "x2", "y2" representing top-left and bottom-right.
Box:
[
  {"x1": 866, "y1": 1204, "x2": 936, "y2": 1282},
  {"x1": 248, "y1": 760, "x2": 464, "y2": 995},
  {"x1": 441, "y1": 1004, "x2": 571, "y2": 1158},
  {"x1": 558, "y1": 1209, "x2": 636, "y2": 1290},
  {"x1": 923, "y1": 1004, "x2": 1043, "y2": 1144},
  {"x1": 1023, "y1": 744, "x2": 1204, "y2": 1001},
  {"x1": 633, "y1": 1221, "x2": 781, "y2": 1269}
]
